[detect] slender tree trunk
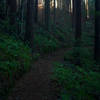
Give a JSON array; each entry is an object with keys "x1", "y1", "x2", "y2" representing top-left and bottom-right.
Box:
[
  {"x1": 25, "y1": 0, "x2": 34, "y2": 50},
  {"x1": 0, "y1": 0, "x2": 6, "y2": 20},
  {"x1": 72, "y1": 0, "x2": 75, "y2": 29},
  {"x1": 94, "y1": 0, "x2": 100, "y2": 63},
  {"x1": 45, "y1": 0, "x2": 50, "y2": 30},
  {"x1": 53, "y1": 0, "x2": 56, "y2": 24},
  {"x1": 74, "y1": 0, "x2": 82, "y2": 65},
  {"x1": 85, "y1": 0, "x2": 89, "y2": 19},
  {"x1": 34, "y1": 0, "x2": 38, "y2": 23},
  {"x1": 75, "y1": 0, "x2": 81, "y2": 45},
  {"x1": 7, "y1": 0, "x2": 17, "y2": 26}
]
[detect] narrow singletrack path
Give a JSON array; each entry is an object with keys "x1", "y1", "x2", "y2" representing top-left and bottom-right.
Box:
[{"x1": 8, "y1": 48, "x2": 69, "y2": 100}]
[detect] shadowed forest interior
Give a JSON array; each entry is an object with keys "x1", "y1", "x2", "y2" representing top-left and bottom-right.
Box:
[{"x1": 0, "y1": 0, "x2": 100, "y2": 100}]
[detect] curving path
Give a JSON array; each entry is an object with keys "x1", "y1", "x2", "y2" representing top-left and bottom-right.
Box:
[{"x1": 8, "y1": 48, "x2": 69, "y2": 100}]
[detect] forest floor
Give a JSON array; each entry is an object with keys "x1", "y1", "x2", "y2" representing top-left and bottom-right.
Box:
[{"x1": 8, "y1": 48, "x2": 70, "y2": 100}]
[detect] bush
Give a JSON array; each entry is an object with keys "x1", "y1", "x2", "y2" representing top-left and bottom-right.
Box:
[
  {"x1": 34, "y1": 34, "x2": 60, "y2": 53},
  {"x1": 52, "y1": 63, "x2": 100, "y2": 100},
  {"x1": 64, "y1": 47, "x2": 95, "y2": 70},
  {"x1": 0, "y1": 34, "x2": 32, "y2": 99}
]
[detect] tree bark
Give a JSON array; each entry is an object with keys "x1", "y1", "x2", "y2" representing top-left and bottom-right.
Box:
[
  {"x1": 45, "y1": 0, "x2": 50, "y2": 30},
  {"x1": 34, "y1": 0, "x2": 38, "y2": 23},
  {"x1": 7, "y1": 0, "x2": 17, "y2": 26},
  {"x1": 94, "y1": 0, "x2": 100, "y2": 63},
  {"x1": 25, "y1": 0, "x2": 34, "y2": 50},
  {"x1": 74, "y1": 0, "x2": 82, "y2": 65},
  {"x1": 53, "y1": 0, "x2": 56, "y2": 24},
  {"x1": 75, "y1": 0, "x2": 81, "y2": 45}
]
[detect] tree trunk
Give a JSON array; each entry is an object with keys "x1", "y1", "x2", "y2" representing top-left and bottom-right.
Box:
[
  {"x1": 53, "y1": 0, "x2": 56, "y2": 24},
  {"x1": 74, "y1": 0, "x2": 82, "y2": 65},
  {"x1": 34, "y1": 0, "x2": 38, "y2": 23},
  {"x1": 85, "y1": 0, "x2": 89, "y2": 19},
  {"x1": 7, "y1": 0, "x2": 17, "y2": 26},
  {"x1": 94, "y1": 0, "x2": 100, "y2": 63},
  {"x1": 25, "y1": 0, "x2": 34, "y2": 50},
  {"x1": 45, "y1": 0, "x2": 50, "y2": 30},
  {"x1": 75, "y1": 0, "x2": 81, "y2": 45}
]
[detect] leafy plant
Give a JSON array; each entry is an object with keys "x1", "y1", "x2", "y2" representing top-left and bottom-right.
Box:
[
  {"x1": 52, "y1": 64, "x2": 100, "y2": 100},
  {"x1": 0, "y1": 34, "x2": 32, "y2": 99},
  {"x1": 64, "y1": 47, "x2": 95, "y2": 70},
  {"x1": 34, "y1": 34, "x2": 60, "y2": 53}
]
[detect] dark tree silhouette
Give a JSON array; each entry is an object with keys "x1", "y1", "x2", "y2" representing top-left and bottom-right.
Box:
[
  {"x1": 74, "y1": 0, "x2": 82, "y2": 65},
  {"x1": 53, "y1": 0, "x2": 56, "y2": 24},
  {"x1": 34, "y1": 0, "x2": 38, "y2": 23},
  {"x1": 25, "y1": 0, "x2": 34, "y2": 49},
  {"x1": 94, "y1": 0, "x2": 100, "y2": 63},
  {"x1": 75, "y1": 0, "x2": 81, "y2": 45},
  {"x1": 45, "y1": 0, "x2": 50, "y2": 30},
  {"x1": 7, "y1": 0, "x2": 17, "y2": 26}
]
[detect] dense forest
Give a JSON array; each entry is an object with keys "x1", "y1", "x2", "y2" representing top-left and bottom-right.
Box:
[{"x1": 0, "y1": 0, "x2": 100, "y2": 100}]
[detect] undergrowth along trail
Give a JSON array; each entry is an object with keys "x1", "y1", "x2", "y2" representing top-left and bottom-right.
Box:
[{"x1": 8, "y1": 48, "x2": 70, "y2": 100}]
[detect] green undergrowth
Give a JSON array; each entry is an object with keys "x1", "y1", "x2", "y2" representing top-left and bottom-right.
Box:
[
  {"x1": 0, "y1": 34, "x2": 32, "y2": 100},
  {"x1": 52, "y1": 62, "x2": 100, "y2": 100},
  {"x1": 52, "y1": 47, "x2": 100, "y2": 100},
  {"x1": 64, "y1": 47, "x2": 97, "y2": 71},
  {"x1": 33, "y1": 26, "x2": 73, "y2": 55},
  {"x1": 34, "y1": 33, "x2": 60, "y2": 54},
  {"x1": 49, "y1": 23, "x2": 74, "y2": 47}
]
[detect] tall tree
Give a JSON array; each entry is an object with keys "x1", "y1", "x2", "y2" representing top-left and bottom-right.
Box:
[
  {"x1": 75, "y1": 0, "x2": 81, "y2": 45},
  {"x1": 34, "y1": 0, "x2": 38, "y2": 23},
  {"x1": 45, "y1": 0, "x2": 50, "y2": 30},
  {"x1": 25, "y1": 0, "x2": 34, "y2": 50},
  {"x1": 74, "y1": 0, "x2": 82, "y2": 65},
  {"x1": 0, "y1": 0, "x2": 7, "y2": 20},
  {"x1": 85, "y1": 0, "x2": 89, "y2": 19},
  {"x1": 72, "y1": 0, "x2": 75, "y2": 28},
  {"x1": 53, "y1": 0, "x2": 56, "y2": 24},
  {"x1": 94, "y1": 0, "x2": 100, "y2": 63},
  {"x1": 7, "y1": 0, "x2": 17, "y2": 27}
]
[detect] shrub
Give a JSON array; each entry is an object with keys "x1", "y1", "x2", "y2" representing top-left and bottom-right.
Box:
[
  {"x1": 64, "y1": 47, "x2": 95, "y2": 70},
  {"x1": 0, "y1": 34, "x2": 32, "y2": 99},
  {"x1": 52, "y1": 63, "x2": 100, "y2": 100},
  {"x1": 34, "y1": 34, "x2": 60, "y2": 53}
]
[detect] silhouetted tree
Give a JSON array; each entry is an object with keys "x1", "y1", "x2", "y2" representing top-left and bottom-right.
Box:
[
  {"x1": 53, "y1": 0, "x2": 56, "y2": 24},
  {"x1": 34, "y1": 0, "x2": 38, "y2": 23},
  {"x1": 94, "y1": 0, "x2": 100, "y2": 63},
  {"x1": 74, "y1": 0, "x2": 82, "y2": 65},
  {"x1": 7, "y1": 0, "x2": 17, "y2": 27},
  {"x1": 45, "y1": 0, "x2": 50, "y2": 30},
  {"x1": 75, "y1": 0, "x2": 81, "y2": 46},
  {"x1": 25, "y1": 0, "x2": 34, "y2": 50}
]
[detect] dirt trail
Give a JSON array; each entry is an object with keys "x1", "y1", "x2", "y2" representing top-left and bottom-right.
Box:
[{"x1": 8, "y1": 48, "x2": 69, "y2": 100}]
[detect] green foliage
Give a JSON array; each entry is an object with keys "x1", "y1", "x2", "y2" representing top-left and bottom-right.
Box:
[
  {"x1": 50, "y1": 25, "x2": 74, "y2": 47},
  {"x1": 53, "y1": 46, "x2": 100, "y2": 100},
  {"x1": 33, "y1": 53, "x2": 40, "y2": 61},
  {"x1": 52, "y1": 64, "x2": 100, "y2": 100},
  {"x1": 64, "y1": 47, "x2": 95, "y2": 70},
  {"x1": 34, "y1": 34, "x2": 60, "y2": 53},
  {"x1": 0, "y1": 18, "x2": 10, "y2": 34},
  {"x1": 61, "y1": 93, "x2": 71, "y2": 100},
  {"x1": 0, "y1": 34, "x2": 32, "y2": 99},
  {"x1": 82, "y1": 20, "x2": 94, "y2": 47}
]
